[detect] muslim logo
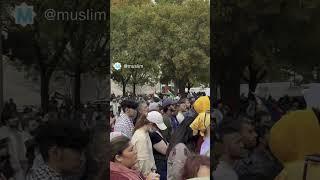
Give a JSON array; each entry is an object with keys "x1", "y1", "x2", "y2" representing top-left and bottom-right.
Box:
[
  {"x1": 13, "y1": 2, "x2": 36, "y2": 27},
  {"x1": 113, "y1": 62, "x2": 122, "y2": 71}
]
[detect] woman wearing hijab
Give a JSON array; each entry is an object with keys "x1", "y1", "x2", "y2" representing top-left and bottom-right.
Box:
[
  {"x1": 167, "y1": 96, "x2": 210, "y2": 180},
  {"x1": 110, "y1": 136, "x2": 160, "y2": 180},
  {"x1": 190, "y1": 111, "x2": 211, "y2": 157},
  {"x1": 269, "y1": 109, "x2": 320, "y2": 180}
]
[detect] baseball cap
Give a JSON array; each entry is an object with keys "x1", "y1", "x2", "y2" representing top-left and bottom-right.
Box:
[
  {"x1": 162, "y1": 99, "x2": 177, "y2": 107},
  {"x1": 147, "y1": 111, "x2": 167, "y2": 130}
]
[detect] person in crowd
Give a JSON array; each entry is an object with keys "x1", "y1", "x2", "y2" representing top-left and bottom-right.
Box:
[
  {"x1": 212, "y1": 101, "x2": 224, "y2": 128},
  {"x1": 233, "y1": 117, "x2": 258, "y2": 180},
  {"x1": 181, "y1": 155, "x2": 210, "y2": 179},
  {"x1": 193, "y1": 96, "x2": 210, "y2": 154},
  {"x1": 8, "y1": 99, "x2": 17, "y2": 114},
  {"x1": 241, "y1": 123, "x2": 283, "y2": 180},
  {"x1": 190, "y1": 111, "x2": 211, "y2": 157},
  {"x1": 183, "y1": 102, "x2": 198, "y2": 122},
  {"x1": 269, "y1": 109, "x2": 320, "y2": 180},
  {"x1": 135, "y1": 102, "x2": 149, "y2": 125},
  {"x1": 24, "y1": 118, "x2": 41, "y2": 171},
  {"x1": 214, "y1": 117, "x2": 243, "y2": 180},
  {"x1": 114, "y1": 100, "x2": 139, "y2": 138},
  {"x1": 162, "y1": 99, "x2": 179, "y2": 132},
  {"x1": 171, "y1": 104, "x2": 179, "y2": 130},
  {"x1": 166, "y1": 119, "x2": 196, "y2": 180},
  {"x1": 0, "y1": 138, "x2": 14, "y2": 180},
  {"x1": 166, "y1": 96, "x2": 210, "y2": 180},
  {"x1": 110, "y1": 108, "x2": 116, "y2": 132},
  {"x1": 184, "y1": 99, "x2": 191, "y2": 111},
  {"x1": 148, "y1": 111, "x2": 168, "y2": 180},
  {"x1": 0, "y1": 113, "x2": 27, "y2": 180},
  {"x1": 176, "y1": 99, "x2": 187, "y2": 124},
  {"x1": 27, "y1": 121, "x2": 89, "y2": 180},
  {"x1": 111, "y1": 98, "x2": 120, "y2": 117},
  {"x1": 189, "y1": 96, "x2": 211, "y2": 157},
  {"x1": 161, "y1": 99, "x2": 176, "y2": 143},
  {"x1": 131, "y1": 113, "x2": 157, "y2": 177},
  {"x1": 110, "y1": 135, "x2": 160, "y2": 180}
]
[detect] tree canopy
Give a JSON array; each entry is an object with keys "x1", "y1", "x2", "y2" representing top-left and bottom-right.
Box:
[
  {"x1": 111, "y1": 0, "x2": 210, "y2": 95},
  {"x1": 213, "y1": 0, "x2": 320, "y2": 110}
]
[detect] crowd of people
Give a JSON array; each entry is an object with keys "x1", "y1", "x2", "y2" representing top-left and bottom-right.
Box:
[
  {"x1": 211, "y1": 91, "x2": 320, "y2": 180},
  {"x1": 0, "y1": 98, "x2": 107, "y2": 180},
  {"x1": 110, "y1": 92, "x2": 211, "y2": 180},
  {"x1": 110, "y1": 89, "x2": 320, "y2": 180},
  {"x1": 1, "y1": 88, "x2": 320, "y2": 180}
]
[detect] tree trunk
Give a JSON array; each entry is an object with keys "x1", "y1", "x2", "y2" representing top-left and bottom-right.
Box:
[
  {"x1": 122, "y1": 80, "x2": 126, "y2": 96},
  {"x1": 133, "y1": 82, "x2": 136, "y2": 96},
  {"x1": 177, "y1": 80, "x2": 186, "y2": 96},
  {"x1": 220, "y1": 69, "x2": 241, "y2": 113},
  {"x1": 247, "y1": 64, "x2": 266, "y2": 96},
  {"x1": 73, "y1": 65, "x2": 81, "y2": 110},
  {"x1": 187, "y1": 82, "x2": 192, "y2": 93},
  {"x1": 40, "y1": 69, "x2": 50, "y2": 113},
  {"x1": 248, "y1": 79, "x2": 258, "y2": 94},
  {"x1": 212, "y1": 83, "x2": 218, "y2": 100},
  {"x1": 173, "y1": 80, "x2": 179, "y2": 94},
  {"x1": 218, "y1": 54, "x2": 242, "y2": 113},
  {"x1": 212, "y1": 55, "x2": 219, "y2": 100}
]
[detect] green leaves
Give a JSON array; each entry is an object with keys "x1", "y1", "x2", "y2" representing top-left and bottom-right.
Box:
[{"x1": 111, "y1": 1, "x2": 209, "y2": 92}]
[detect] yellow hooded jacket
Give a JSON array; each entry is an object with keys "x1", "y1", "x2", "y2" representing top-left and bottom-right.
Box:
[
  {"x1": 269, "y1": 109, "x2": 320, "y2": 180},
  {"x1": 190, "y1": 96, "x2": 210, "y2": 136}
]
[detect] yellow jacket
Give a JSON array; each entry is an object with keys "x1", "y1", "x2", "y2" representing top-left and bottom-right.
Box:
[
  {"x1": 269, "y1": 109, "x2": 320, "y2": 180},
  {"x1": 190, "y1": 96, "x2": 210, "y2": 136}
]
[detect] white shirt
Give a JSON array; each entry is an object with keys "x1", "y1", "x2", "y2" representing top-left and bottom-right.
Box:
[
  {"x1": 176, "y1": 112, "x2": 185, "y2": 124},
  {"x1": 131, "y1": 128, "x2": 156, "y2": 176}
]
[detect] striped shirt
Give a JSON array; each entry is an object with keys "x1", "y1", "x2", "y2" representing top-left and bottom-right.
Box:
[{"x1": 114, "y1": 113, "x2": 134, "y2": 138}]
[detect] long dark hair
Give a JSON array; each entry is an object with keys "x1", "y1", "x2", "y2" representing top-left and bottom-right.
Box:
[
  {"x1": 166, "y1": 114, "x2": 199, "y2": 157},
  {"x1": 133, "y1": 114, "x2": 149, "y2": 133},
  {"x1": 134, "y1": 101, "x2": 147, "y2": 125}
]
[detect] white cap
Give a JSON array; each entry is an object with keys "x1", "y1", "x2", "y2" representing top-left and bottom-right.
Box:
[{"x1": 147, "y1": 111, "x2": 167, "y2": 130}]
